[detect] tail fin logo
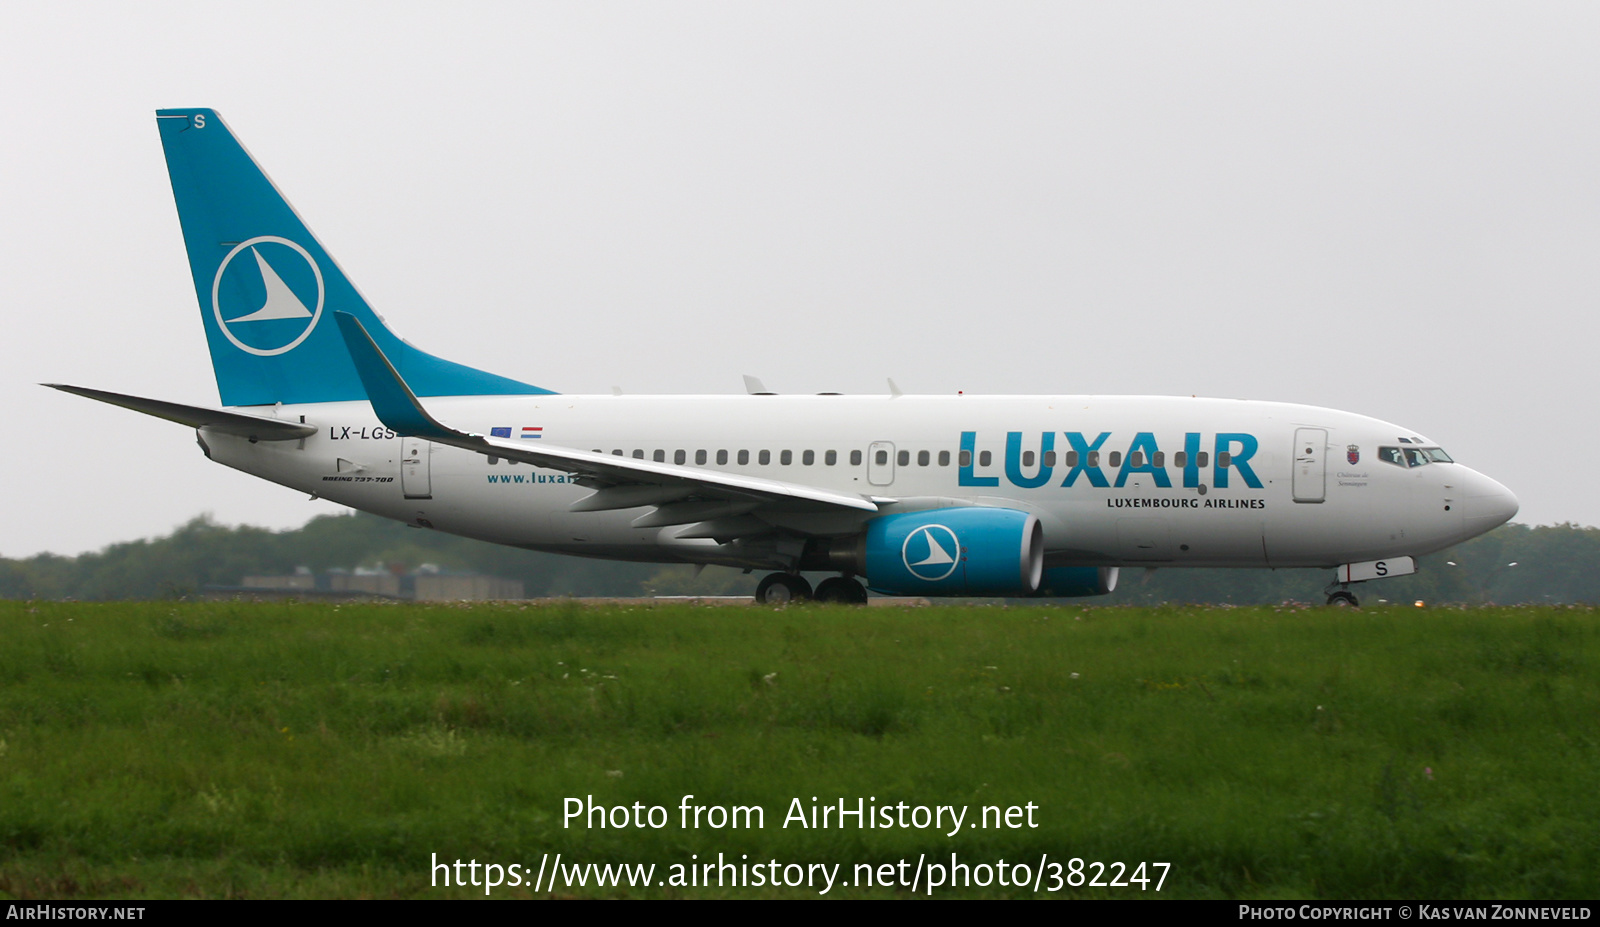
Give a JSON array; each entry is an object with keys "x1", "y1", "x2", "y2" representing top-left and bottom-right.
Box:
[{"x1": 210, "y1": 236, "x2": 325, "y2": 356}]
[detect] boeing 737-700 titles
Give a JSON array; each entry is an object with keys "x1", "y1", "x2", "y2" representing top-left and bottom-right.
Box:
[{"x1": 49, "y1": 110, "x2": 1519, "y2": 605}]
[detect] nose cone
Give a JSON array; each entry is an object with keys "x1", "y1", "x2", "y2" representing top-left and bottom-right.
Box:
[{"x1": 1459, "y1": 468, "x2": 1519, "y2": 536}]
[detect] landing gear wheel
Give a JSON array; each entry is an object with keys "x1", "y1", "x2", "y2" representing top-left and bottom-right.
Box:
[
  {"x1": 756, "y1": 573, "x2": 812, "y2": 604},
  {"x1": 1327, "y1": 591, "x2": 1359, "y2": 607},
  {"x1": 814, "y1": 576, "x2": 869, "y2": 604}
]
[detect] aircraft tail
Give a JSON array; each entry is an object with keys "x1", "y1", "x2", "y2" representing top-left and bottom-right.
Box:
[{"x1": 155, "y1": 108, "x2": 551, "y2": 406}]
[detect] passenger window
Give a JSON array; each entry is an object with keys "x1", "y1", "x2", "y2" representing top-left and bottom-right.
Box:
[
  {"x1": 1217, "y1": 451, "x2": 1231, "y2": 467},
  {"x1": 654, "y1": 450, "x2": 666, "y2": 462},
  {"x1": 612, "y1": 449, "x2": 623, "y2": 456},
  {"x1": 1043, "y1": 451, "x2": 1055, "y2": 467},
  {"x1": 1086, "y1": 451, "x2": 1098, "y2": 467},
  {"x1": 918, "y1": 450, "x2": 930, "y2": 466},
  {"x1": 716, "y1": 449, "x2": 728, "y2": 465},
  {"x1": 938, "y1": 450, "x2": 950, "y2": 467},
  {"x1": 759, "y1": 450, "x2": 771, "y2": 465},
  {"x1": 897, "y1": 450, "x2": 909, "y2": 466},
  {"x1": 781, "y1": 450, "x2": 793, "y2": 465},
  {"x1": 1153, "y1": 452, "x2": 1164, "y2": 468},
  {"x1": 1022, "y1": 451, "x2": 1035, "y2": 468},
  {"x1": 738, "y1": 450, "x2": 750, "y2": 465},
  {"x1": 1196, "y1": 451, "x2": 1209, "y2": 468},
  {"x1": 850, "y1": 450, "x2": 863, "y2": 466},
  {"x1": 875, "y1": 450, "x2": 888, "y2": 465},
  {"x1": 959, "y1": 450, "x2": 972, "y2": 467},
  {"x1": 803, "y1": 450, "x2": 815, "y2": 465},
  {"x1": 695, "y1": 450, "x2": 707, "y2": 465},
  {"x1": 1129, "y1": 451, "x2": 1143, "y2": 467},
  {"x1": 1174, "y1": 451, "x2": 1186, "y2": 467},
  {"x1": 1109, "y1": 451, "x2": 1123, "y2": 468},
  {"x1": 487, "y1": 456, "x2": 499, "y2": 465},
  {"x1": 674, "y1": 450, "x2": 686, "y2": 465},
  {"x1": 825, "y1": 450, "x2": 837, "y2": 466},
  {"x1": 1065, "y1": 451, "x2": 1079, "y2": 467},
  {"x1": 633, "y1": 449, "x2": 644, "y2": 459},
  {"x1": 979, "y1": 451, "x2": 992, "y2": 467}
]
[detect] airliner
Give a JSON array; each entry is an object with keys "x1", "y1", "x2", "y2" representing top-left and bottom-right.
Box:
[{"x1": 48, "y1": 109, "x2": 1519, "y2": 605}]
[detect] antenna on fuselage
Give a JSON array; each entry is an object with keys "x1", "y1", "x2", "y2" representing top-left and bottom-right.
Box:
[{"x1": 743, "y1": 375, "x2": 775, "y2": 396}]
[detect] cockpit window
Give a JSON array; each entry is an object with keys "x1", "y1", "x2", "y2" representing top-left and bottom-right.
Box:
[{"x1": 1379, "y1": 445, "x2": 1454, "y2": 468}]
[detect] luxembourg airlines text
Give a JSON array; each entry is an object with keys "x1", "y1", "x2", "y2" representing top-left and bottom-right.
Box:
[{"x1": 1107, "y1": 498, "x2": 1266, "y2": 509}]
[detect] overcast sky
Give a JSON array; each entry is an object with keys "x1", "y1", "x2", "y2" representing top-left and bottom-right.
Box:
[{"x1": 4, "y1": 2, "x2": 1597, "y2": 558}]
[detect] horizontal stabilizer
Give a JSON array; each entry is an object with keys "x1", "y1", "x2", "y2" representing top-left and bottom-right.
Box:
[{"x1": 44, "y1": 384, "x2": 316, "y2": 441}]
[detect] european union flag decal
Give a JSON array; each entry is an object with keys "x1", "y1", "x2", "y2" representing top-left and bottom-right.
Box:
[{"x1": 490, "y1": 427, "x2": 511, "y2": 439}]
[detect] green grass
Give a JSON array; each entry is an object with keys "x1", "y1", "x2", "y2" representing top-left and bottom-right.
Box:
[{"x1": 0, "y1": 599, "x2": 1596, "y2": 898}]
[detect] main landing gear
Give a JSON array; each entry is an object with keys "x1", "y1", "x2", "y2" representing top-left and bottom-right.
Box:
[
  {"x1": 754, "y1": 573, "x2": 869, "y2": 605},
  {"x1": 1326, "y1": 588, "x2": 1360, "y2": 607},
  {"x1": 813, "y1": 576, "x2": 870, "y2": 604},
  {"x1": 755, "y1": 573, "x2": 811, "y2": 604}
]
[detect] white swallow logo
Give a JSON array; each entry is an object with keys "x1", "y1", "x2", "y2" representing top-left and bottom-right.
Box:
[
  {"x1": 211, "y1": 236, "x2": 324, "y2": 356},
  {"x1": 902, "y1": 524, "x2": 961, "y2": 581}
]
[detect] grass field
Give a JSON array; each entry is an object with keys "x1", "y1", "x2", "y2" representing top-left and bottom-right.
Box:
[{"x1": 0, "y1": 599, "x2": 1595, "y2": 899}]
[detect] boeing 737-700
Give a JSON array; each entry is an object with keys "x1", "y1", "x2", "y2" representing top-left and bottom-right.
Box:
[{"x1": 48, "y1": 109, "x2": 1520, "y2": 605}]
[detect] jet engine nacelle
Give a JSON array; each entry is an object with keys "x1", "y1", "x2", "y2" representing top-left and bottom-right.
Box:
[
  {"x1": 1036, "y1": 566, "x2": 1119, "y2": 598},
  {"x1": 864, "y1": 507, "x2": 1044, "y2": 597}
]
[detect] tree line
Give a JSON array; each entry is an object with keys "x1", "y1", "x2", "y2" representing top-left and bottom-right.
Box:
[{"x1": 2, "y1": 512, "x2": 1597, "y2": 605}]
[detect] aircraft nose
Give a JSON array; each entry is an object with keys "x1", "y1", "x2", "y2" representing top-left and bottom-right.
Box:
[{"x1": 1459, "y1": 469, "x2": 1519, "y2": 534}]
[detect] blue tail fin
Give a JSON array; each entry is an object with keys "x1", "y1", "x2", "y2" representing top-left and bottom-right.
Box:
[{"x1": 156, "y1": 108, "x2": 552, "y2": 406}]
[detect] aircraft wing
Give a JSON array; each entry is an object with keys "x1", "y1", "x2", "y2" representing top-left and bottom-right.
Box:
[
  {"x1": 333, "y1": 313, "x2": 881, "y2": 522},
  {"x1": 43, "y1": 384, "x2": 318, "y2": 441}
]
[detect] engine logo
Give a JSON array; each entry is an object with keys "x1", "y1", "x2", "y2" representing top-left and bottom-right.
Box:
[{"x1": 902, "y1": 524, "x2": 961, "y2": 581}]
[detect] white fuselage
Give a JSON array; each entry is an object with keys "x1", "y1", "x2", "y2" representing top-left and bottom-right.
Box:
[{"x1": 197, "y1": 393, "x2": 1518, "y2": 573}]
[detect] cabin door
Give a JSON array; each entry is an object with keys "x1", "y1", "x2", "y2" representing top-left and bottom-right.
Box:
[
  {"x1": 402, "y1": 438, "x2": 433, "y2": 499},
  {"x1": 1292, "y1": 428, "x2": 1326, "y2": 503}
]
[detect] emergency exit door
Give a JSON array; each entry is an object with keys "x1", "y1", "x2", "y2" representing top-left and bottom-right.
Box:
[{"x1": 867, "y1": 441, "x2": 895, "y2": 486}]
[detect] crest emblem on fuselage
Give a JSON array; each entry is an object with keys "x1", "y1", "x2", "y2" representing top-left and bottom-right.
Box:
[
  {"x1": 1347, "y1": 445, "x2": 1360, "y2": 465},
  {"x1": 210, "y1": 236, "x2": 325, "y2": 356},
  {"x1": 902, "y1": 524, "x2": 962, "y2": 582}
]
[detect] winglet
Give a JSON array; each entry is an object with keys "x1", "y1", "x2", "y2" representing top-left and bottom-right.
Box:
[{"x1": 333, "y1": 311, "x2": 460, "y2": 442}]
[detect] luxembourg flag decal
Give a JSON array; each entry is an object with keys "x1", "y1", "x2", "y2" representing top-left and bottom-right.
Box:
[{"x1": 521, "y1": 427, "x2": 543, "y2": 440}]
